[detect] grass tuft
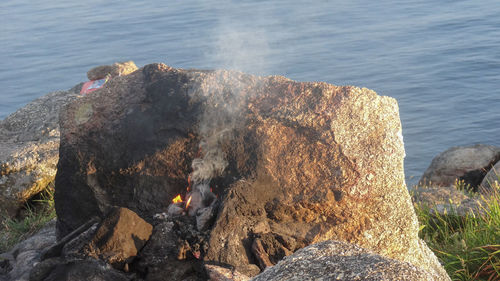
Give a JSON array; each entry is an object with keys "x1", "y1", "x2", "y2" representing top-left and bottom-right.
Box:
[
  {"x1": 416, "y1": 176, "x2": 500, "y2": 280},
  {"x1": 0, "y1": 184, "x2": 56, "y2": 253}
]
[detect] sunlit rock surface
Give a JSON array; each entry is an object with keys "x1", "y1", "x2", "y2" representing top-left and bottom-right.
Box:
[
  {"x1": 86, "y1": 61, "x2": 138, "y2": 81},
  {"x1": 251, "y1": 240, "x2": 441, "y2": 281},
  {"x1": 55, "y1": 63, "x2": 449, "y2": 279},
  {"x1": 0, "y1": 87, "x2": 80, "y2": 217}
]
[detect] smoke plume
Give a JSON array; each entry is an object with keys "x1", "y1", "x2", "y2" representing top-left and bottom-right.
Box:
[{"x1": 189, "y1": 6, "x2": 272, "y2": 201}]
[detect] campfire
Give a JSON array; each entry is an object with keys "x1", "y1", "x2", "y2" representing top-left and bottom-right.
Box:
[
  {"x1": 52, "y1": 64, "x2": 448, "y2": 280},
  {"x1": 167, "y1": 178, "x2": 218, "y2": 227}
]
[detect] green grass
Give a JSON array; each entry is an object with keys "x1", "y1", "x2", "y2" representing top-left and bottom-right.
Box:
[
  {"x1": 0, "y1": 185, "x2": 56, "y2": 253},
  {"x1": 416, "y1": 180, "x2": 500, "y2": 281}
]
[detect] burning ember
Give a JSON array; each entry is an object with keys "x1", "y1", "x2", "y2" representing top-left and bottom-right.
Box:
[
  {"x1": 172, "y1": 194, "x2": 183, "y2": 204},
  {"x1": 163, "y1": 132, "x2": 225, "y2": 235}
]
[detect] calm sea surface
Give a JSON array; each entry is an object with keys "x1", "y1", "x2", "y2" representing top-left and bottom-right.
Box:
[{"x1": 1, "y1": 0, "x2": 499, "y2": 185}]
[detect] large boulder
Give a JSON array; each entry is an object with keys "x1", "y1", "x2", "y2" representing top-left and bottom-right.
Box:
[
  {"x1": 419, "y1": 144, "x2": 500, "y2": 191},
  {"x1": 251, "y1": 240, "x2": 441, "y2": 281},
  {"x1": 55, "y1": 63, "x2": 449, "y2": 279},
  {"x1": 0, "y1": 87, "x2": 80, "y2": 217}
]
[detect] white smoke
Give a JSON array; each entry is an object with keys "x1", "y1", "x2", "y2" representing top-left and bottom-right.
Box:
[
  {"x1": 190, "y1": 5, "x2": 272, "y2": 200},
  {"x1": 190, "y1": 128, "x2": 230, "y2": 184},
  {"x1": 209, "y1": 26, "x2": 271, "y2": 75}
]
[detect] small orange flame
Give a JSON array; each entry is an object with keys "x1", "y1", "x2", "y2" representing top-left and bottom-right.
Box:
[
  {"x1": 185, "y1": 196, "x2": 192, "y2": 209},
  {"x1": 172, "y1": 194, "x2": 183, "y2": 203}
]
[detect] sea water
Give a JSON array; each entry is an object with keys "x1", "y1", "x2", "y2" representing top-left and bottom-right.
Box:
[{"x1": 1, "y1": 0, "x2": 499, "y2": 185}]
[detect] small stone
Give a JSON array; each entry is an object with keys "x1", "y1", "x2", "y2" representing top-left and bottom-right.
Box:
[
  {"x1": 85, "y1": 207, "x2": 152, "y2": 269},
  {"x1": 86, "y1": 61, "x2": 138, "y2": 80}
]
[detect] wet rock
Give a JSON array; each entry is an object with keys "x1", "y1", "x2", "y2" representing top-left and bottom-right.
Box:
[
  {"x1": 86, "y1": 61, "x2": 138, "y2": 81},
  {"x1": 0, "y1": 220, "x2": 56, "y2": 281},
  {"x1": 251, "y1": 240, "x2": 442, "y2": 281},
  {"x1": 0, "y1": 86, "x2": 80, "y2": 217},
  {"x1": 419, "y1": 144, "x2": 500, "y2": 191},
  {"x1": 84, "y1": 207, "x2": 152, "y2": 270},
  {"x1": 479, "y1": 160, "x2": 500, "y2": 195},
  {"x1": 55, "y1": 63, "x2": 448, "y2": 279}
]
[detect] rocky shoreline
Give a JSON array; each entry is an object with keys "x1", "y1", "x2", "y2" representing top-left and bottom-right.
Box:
[{"x1": 1, "y1": 61, "x2": 498, "y2": 281}]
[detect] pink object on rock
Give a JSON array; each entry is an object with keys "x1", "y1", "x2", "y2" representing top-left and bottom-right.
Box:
[{"x1": 80, "y1": 78, "x2": 108, "y2": 95}]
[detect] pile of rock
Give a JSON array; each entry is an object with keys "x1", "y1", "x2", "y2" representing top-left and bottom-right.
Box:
[{"x1": 1, "y1": 62, "x2": 451, "y2": 280}]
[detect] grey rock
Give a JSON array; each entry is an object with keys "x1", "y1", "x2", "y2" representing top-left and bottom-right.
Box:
[
  {"x1": 251, "y1": 240, "x2": 443, "y2": 281},
  {"x1": 0, "y1": 220, "x2": 56, "y2": 281},
  {"x1": 419, "y1": 144, "x2": 500, "y2": 191},
  {"x1": 29, "y1": 257, "x2": 64, "y2": 281},
  {"x1": 479, "y1": 161, "x2": 500, "y2": 195},
  {"x1": 412, "y1": 185, "x2": 486, "y2": 216},
  {"x1": 0, "y1": 86, "x2": 80, "y2": 217}
]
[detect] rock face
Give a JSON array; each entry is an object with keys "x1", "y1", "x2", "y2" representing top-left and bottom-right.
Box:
[
  {"x1": 251, "y1": 240, "x2": 441, "y2": 281},
  {"x1": 0, "y1": 87, "x2": 80, "y2": 217},
  {"x1": 87, "y1": 61, "x2": 138, "y2": 81},
  {"x1": 419, "y1": 144, "x2": 500, "y2": 191},
  {"x1": 55, "y1": 63, "x2": 449, "y2": 279}
]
